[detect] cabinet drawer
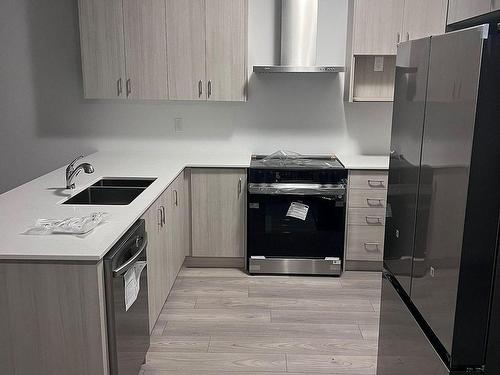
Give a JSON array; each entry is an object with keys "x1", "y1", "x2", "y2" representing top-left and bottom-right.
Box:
[
  {"x1": 346, "y1": 225, "x2": 385, "y2": 261},
  {"x1": 349, "y1": 170, "x2": 388, "y2": 190},
  {"x1": 348, "y1": 189, "x2": 387, "y2": 208},
  {"x1": 348, "y1": 208, "x2": 386, "y2": 226}
]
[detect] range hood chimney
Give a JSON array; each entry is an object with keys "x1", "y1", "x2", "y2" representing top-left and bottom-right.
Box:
[{"x1": 254, "y1": 0, "x2": 344, "y2": 74}]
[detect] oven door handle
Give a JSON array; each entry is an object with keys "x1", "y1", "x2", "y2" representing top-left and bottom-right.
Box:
[{"x1": 248, "y1": 183, "x2": 346, "y2": 196}]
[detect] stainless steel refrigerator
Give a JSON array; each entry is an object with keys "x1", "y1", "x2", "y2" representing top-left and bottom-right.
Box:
[{"x1": 377, "y1": 24, "x2": 500, "y2": 375}]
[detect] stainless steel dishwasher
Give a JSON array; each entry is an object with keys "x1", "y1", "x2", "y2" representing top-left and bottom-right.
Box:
[{"x1": 104, "y1": 219, "x2": 149, "y2": 375}]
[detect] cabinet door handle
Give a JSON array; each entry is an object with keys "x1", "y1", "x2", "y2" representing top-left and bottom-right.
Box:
[
  {"x1": 397, "y1": 32, "x2": 401, "y2": 44},
  {"x1": 117, "y1": 78, "x2": 123, "y2": 97},
  {"x1": 158, "y1": 207, "x2": 163, "y2": 228},
  {"x1": 173, "y1": 190, "x2": 178, "y2": 206},
  {"x1": 208, "y1": 80, "x2": 212, "y2": 98},
  {"x1": 364, "y1": 242, "x2": 381, "y2": 252},
  {"x1": 238, "y1": 178, "x2": 242, "y2": 196},
  {"x1": 406, "y1": 32, "x2": 410, "y2": 41},
  {"x1": 160, "y1": 205, "x2": 166, "y2": 226},
  {"x1": 198, "y1": 80, "x2": 203, "y2": 98},
  {"x1": 126, "y1": 79, "x2": 131, "y2": 97},
  {"x1": 367, "y1": 198, "x2": 384, "y2": 207}
]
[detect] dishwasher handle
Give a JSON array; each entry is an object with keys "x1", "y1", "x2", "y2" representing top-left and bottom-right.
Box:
[{"x1": 113, "y1": 234, "x2": 148, "y2": 277}]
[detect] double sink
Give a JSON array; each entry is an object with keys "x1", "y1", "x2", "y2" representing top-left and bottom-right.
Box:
[{"x1": 63, "y1": 178, "x2": 157, "y2": 205}]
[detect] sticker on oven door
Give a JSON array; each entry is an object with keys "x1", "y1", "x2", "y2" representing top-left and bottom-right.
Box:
[{"x1": 286, "y1": 202, "x2": 309, "y2": 221}]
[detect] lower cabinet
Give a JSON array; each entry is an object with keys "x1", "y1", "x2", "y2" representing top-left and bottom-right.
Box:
[
  {"x1": 167, "y1": 171, "x2": 190, "y2": 289},
  {"x1": 142, "y1": 171, "x2": 189, "y2": 330},
  {"x1": 190, "y1": 168, "x2": 246, "y2": 260},
  {"x1": 345, "y1": 170, "x2": 388, "y2": 270},
  {"x1": 142, "y1": 186, "x2": 169, "y2": 330}
]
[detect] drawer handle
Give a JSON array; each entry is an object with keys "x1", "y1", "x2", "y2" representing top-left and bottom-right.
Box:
[
  {"x1": 364, "y1": 242, "x2": 381, "y2": 252},
  {"x1": 365, "y1": 216, "x2": 383, "y2": 225},
  {"x1": 367, "y1": 198, "x2": 384, "y2": 206},
  {"x1": 368, "y1": 179, "x2": 385, "y2": 188}
]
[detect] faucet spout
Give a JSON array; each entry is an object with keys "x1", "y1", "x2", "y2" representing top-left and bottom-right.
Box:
[{"x1": 66, "y1": 156, "x2": 94, "y2": 189}]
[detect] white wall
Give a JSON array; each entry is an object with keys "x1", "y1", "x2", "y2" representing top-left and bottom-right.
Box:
[{"x1": 0, "y1": 0, "x2": 393, "y2": 193}]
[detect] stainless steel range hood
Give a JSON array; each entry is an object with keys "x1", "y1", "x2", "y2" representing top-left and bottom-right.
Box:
[{"x1": 253, "y1": 0, "x2": 344, "y2": 74}]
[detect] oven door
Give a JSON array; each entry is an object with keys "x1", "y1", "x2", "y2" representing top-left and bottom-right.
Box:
[{"x1": 247, "y1": 192, "x2": 346, "y2": 262}]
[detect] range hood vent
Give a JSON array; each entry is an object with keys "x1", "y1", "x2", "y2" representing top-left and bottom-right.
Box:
[{"x1": 254, "y1": 0, "x2": 344, "y2": 74}]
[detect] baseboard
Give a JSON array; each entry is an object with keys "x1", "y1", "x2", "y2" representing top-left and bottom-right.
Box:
[
  {"x1": 184, "y1": 256, "x2": 245, "y2": 268},
  {"x1": 345, "y1": 260, "x2": 382, "y2": 271}
]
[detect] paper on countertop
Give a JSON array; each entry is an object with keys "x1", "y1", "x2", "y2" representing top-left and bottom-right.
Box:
[
  {"x1": 124, "y1": 261, "x2": 147, "y2": 311},
  {"x1": 286, "y1": 202, "x2": 309, "y2": 221}
]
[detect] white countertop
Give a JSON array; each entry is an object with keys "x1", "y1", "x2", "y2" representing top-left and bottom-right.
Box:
[
  {"x1": 337, "y1": 154, "x2": 389, "y2": 170},
  {"x1": 0, "y1": 151, "x2": 388, "y2": 261}
]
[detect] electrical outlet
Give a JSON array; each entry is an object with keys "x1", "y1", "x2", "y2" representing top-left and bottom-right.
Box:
[
  {"x1": 174, "y1": 118, "x2": 184, "y2": 133},
  {"x1": 374, "y1": 56, "x2": 384, "y2": 72}
]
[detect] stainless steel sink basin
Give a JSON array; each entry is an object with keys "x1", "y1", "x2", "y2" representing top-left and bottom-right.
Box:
[
  {"x1": 91, "y1": 177, "x2": 156, "y2": 188},
  {"x1": 63, "y1": 178, "x2": 156, "y2": 205}
]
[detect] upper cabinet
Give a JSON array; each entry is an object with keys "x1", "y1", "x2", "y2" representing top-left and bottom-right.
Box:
[
  {"x1": 205, "y1": 0, "x2": 247, "y2": 102},
  {"x1": 78, "y1": 0, "x2": 168, "y2": 100},
  {"x1": 167, "y1": 0, "x2": 247, "y2": 102},
  {"x1": 403, "y1": 0, "x2": 448, "y2": 41},
  {"x1": 78, "y1": 0, "x2": 247, "y2": 102},
  {"x1": 345, "y1": 0, "x2": 448, "y2": 102},
  {"x1": 447, "y1": 0, "x2": 492, "y2": 24},
  {"x1": 122, "y1": 0, "x2": 168, "y2": 100},
  {"x1": 352, "y1": 0, "x2": 404, "y2": 55},
  {"x1": 78, "y1": 0, "x2": 126, "y2": 99},
  {"x1": 166, "y1": 0, "x2": 206, "y2": 100}
]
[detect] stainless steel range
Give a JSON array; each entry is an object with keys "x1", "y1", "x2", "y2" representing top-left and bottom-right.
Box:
[{"x1": 247, "y1": 152, "x2": 347, "y2": 276}]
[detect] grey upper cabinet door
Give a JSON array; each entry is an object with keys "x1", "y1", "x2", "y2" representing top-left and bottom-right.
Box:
[
  {"x1": 122, "y1": 0, "x2": 168, "y2": 100},
  {"x1": 78, "y1": 0, "x2": 126, "y2": 99},
  {"x1": 447, "y1": 0, "x2": 492, "y2": 24},
  {"x1": 166, "y1": 0, "x2": 207, "y2": 100},
  {"x1": 191, "y1": 169, "x2": 246, "y2": 258},
  {"x1": 353, "y1": 0, "x2": 404, "y2": 55},
  {"x1": 493, "y1": 0, "x2": 500, "y2": 10},
  {"x1": 206, "y1": 0, "x2": 247, "y2": 102},
  {"x1": 402, "y1": 0, "x2": 448, "y2": 41}
]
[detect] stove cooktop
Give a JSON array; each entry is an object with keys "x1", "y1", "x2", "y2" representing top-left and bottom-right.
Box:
[{"x1": 250, "y1": 154, "x2": 344, "y2": 170}]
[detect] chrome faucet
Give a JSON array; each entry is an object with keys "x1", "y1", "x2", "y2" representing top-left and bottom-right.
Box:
[{"x1": 66, "y1": 156, "x2": 95, "y2": 189}]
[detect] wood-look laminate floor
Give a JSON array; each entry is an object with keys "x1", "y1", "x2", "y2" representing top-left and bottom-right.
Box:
[{"x1": 141, "y1": 268, "x2": 381, "y2": 375}]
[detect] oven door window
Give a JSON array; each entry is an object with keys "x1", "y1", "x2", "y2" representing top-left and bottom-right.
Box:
[{"x1": 248, "y1": 194, "x2": 345, "y2": 259}]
